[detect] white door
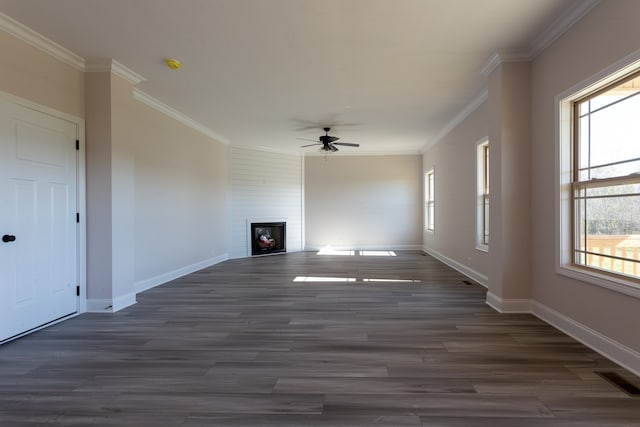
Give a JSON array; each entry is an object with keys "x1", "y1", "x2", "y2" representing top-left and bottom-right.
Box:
[{"x1": 0, "y1": 98, "x2": 78, "y2": 343}]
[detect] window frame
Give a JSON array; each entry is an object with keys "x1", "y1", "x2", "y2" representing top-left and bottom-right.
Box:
[
  {"x1": 425, "y1": 168, "x2": 435, "y2": 232},
  {"x1": 476, "y1": 139, "x2": 489, "y2": 251},
  {"x1": 557, "y1": 55, "x2": 640, "y2": 299}
]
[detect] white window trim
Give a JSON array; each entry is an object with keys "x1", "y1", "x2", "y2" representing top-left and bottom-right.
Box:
[
  {"x1": 555, "y1": 49, "x2": 640, "y2": 299},
  {"x1": 476, "y1": 138, "x2": 489, "y2": 252},
  {"x1": 425, "y1": 168, "x2": 435, "y2": 233}
]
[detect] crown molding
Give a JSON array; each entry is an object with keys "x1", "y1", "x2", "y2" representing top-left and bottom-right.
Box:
[
  {"x1": 0, "y1": 11, "x2": 85, "y2": 70},
  {"x1": 0, "y1": 11, "x2": 145, "y2": 85},
  {"x1": 133, "y1": 88, "x2": 229, "y2": 145},
  {"x1": 480, "y1": 0, "x2": 601, "y2": 77},
  {"x1": 85, "y1": 59, "x2": 146, "y2": 85},
  {"x1": 1, "y1": 11, "x2": 227, "y2": 146},
  {"x1": 421, "y1": 88, "x2": 488, "y2": 153},
  {"x1": 111, "y1": 60, "x2": 145, "y2": 85},
  {"x1": 480, "y1": 51, "x2": 531, "y2": 77},
  {"x1": 479, "y1": 53, "x2": 503, "y2": 77},
  {"x1": 529, "y1": 0, "x2": 600, "y2": 58}
]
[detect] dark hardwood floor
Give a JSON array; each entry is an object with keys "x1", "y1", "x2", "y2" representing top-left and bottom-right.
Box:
[{"x1": 1, "y1": 251, "x2": 639, "y2": 426}]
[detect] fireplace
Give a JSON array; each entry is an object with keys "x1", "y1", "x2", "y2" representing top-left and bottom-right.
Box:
[{"x1": 250, "y1": 222, "x2": 286, "y2": 256}]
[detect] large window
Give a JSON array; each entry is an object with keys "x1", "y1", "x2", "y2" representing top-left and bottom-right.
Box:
[
  {"x1": 476, "y1": 140, "x2": 489, "y2": 250},
  {"x1": 425, "y1": 169, "x2": 435, "y2": 232},
  {"x1": 572, "y1": 72, "x2": 640, "y2": 282}
]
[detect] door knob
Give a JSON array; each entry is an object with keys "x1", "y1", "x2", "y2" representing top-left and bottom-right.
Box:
[{"x1": 2, "y1": 234, "x2": 16, "y2": 243}]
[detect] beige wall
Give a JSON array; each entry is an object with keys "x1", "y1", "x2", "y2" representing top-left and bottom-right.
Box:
[
  {"x1": 86, "y1": 72, "x2": 229, "y2": 307},
  {"x1": 1, "y1": 28, "x2": 229, "y2": 308},
  {"x1": 132, "y1": 95, "x2": 228, "y2": 283},
  {"x1": 110, "y1": 74, "x2": 137, "y2": 302},
  {"x1": 305, "y1": 155, "x2": 423, "y2": 249},
  {"x1": 423, "y1": 102, "x2": 489, "y2": 283},
  {"x1": 84, "y1": 72, "x2": 113, "y2": 303},
  {"x1": 487, "y1": 62, "x2": 532, "y2": 303},
  {"x1": 530, "y1": 0, "x2": 640, "y2": 351},
  {"x1": 423, "y1": 0, "x2": 640, "y2": 368},
  {"x1": 0, "y1": 31, "x2": 83, "y2": 117}
]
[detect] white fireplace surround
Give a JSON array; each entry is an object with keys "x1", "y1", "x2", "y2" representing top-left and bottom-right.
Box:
[{"x1": 246, "y1": 218, "x2": 287, "y2": 257}]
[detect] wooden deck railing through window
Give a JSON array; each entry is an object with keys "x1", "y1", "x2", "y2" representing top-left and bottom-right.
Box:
[{"x1": 586, "y1": 235, "x2": 640, "y2": 277}]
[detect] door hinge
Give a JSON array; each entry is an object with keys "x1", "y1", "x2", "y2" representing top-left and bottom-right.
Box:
[
  {"x1": 76, "y1": 285, "x2": 80, "y2": 296},
  {"x1": 76, "y1": 212, "x2": 80, "y2": 223},
  {"x1": 76, "y1": 139, "x2": 79, "y2": 150}
]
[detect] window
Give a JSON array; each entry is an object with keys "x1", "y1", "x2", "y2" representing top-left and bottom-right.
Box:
[
  {"x1": 571, "y1": 72, "x2": 640, "y2": 282},
  {"x1": 425, "y1": 169, "x2": 435, "y2": 232},
  {"x1": 476, "y1": 140, "x2": 489, "y2": 250}
]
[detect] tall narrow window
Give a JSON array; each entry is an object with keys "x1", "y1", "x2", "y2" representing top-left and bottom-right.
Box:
[
  {"x1": 476, "y1": 140, "x2": 489, "y2": 250},
  {"x1": 425, "y1": 169, "x2": 435, "y2": 232},
  {"x1": 572, "y1": 72, "x2": 640, "y2": 281}
]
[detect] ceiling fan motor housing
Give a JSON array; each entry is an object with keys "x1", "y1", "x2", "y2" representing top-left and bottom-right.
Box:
[
  {"x1": 320, "y1": 135, "x2": 339, "y2": 143},
  {"x1": 298, "y1": 127, "x2": 358, "y2": 152}
]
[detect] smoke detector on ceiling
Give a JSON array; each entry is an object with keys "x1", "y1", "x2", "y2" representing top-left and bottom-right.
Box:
[{"x1": 164, "y1": 58, "x2": 181, "y2": 70}]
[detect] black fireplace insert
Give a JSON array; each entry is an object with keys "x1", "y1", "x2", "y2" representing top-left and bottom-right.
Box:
[{"x1": 251, "y1": 222, "x2": 286, "y2": 256}]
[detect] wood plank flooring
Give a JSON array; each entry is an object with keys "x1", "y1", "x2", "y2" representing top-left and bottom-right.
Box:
[{"x1": 1, "y1": 251, "x2": 639, "y2": 426}]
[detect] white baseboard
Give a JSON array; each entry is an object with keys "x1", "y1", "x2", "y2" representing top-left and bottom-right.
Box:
[
  {"x1": 86, "y1": 298, "x2": 113, "y2": 313},
  {"x1": 86, "y1": 255, "x2": 229, "y2": 313},
  {"x1": 134, "y1": 254, "x2": 229, "y2": 294},
  {"x1": 422, "y1": 246, "x2": 488, "y2": 287},
  {"x1": 86, "y1": 291, "x2": 136, "y2": 313},
  {"x1": 305, "y1": 244, "x2": 424, "y2": 251},
  {"x1": 485, "y1": 296, "x2": 640, "y2": 376},
  {"x1": 485, "y1": 292, "x2": 501, "y2": 312},
  {"x1": 532, "y1": 301, "x2": 640, "y2": 377},
  {"x1": 485, "y1": 292, "x2": 532, "y2": 313},
  {"x1": 422, "y1": 245, "x2": 640, "y2": 376},
  {"x1": 112, "y1": 292, "x2": 137, "y2": 312}
]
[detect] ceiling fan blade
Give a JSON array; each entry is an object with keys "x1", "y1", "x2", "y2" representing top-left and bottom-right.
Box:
[
  {"x1": 333, "y1": 142, "x2": 359, "y2": 147},
  {"x1": 300, "y1": 143, "x2": 321, "y2": 148},
  {"x1": 329, "y1": 143, "x2": 339, "y2": 152},
  {"x1": 326, "y1": 136, "x2": 339, "y2": 143},
  {"x1": 296, "y1": 137, "x2": 319, "y2": 142}
]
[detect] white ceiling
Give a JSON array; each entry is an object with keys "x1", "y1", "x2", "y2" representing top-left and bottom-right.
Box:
[{"x1": 0, "y1": 0, "x2": 590, "y2": 154}]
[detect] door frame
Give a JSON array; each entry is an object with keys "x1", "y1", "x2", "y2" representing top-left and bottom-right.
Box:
[{"x1": 1, "y1": 90, "x2": 87, "y2": 315}]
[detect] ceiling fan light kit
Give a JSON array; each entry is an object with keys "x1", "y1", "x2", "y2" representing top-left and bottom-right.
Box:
[{"x1": 297, "y1": 127, "x2": 360, "y2": 153}]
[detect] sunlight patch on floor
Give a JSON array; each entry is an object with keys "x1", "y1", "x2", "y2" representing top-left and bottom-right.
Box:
[
  {"x1": 360, "y1": 250, "x2": 397, "y2": 257},
  {"x1": 362, "y1": 278, "x2": 420, "y2": 283},
  {"x1": 293, "y1": 276, "x2": 420, "y2": 283},
  {"x1": 293, "y1": 276, "x2": 357, "y2": 283},
  {"x1": 317, "y1": 247, "x2": 356, "y2": 256},
  {"x1": 317, "y1": 246, "x2": 397, "y2": 257}
]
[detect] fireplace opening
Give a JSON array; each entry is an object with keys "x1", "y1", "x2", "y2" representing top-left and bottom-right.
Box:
[{"x1": 251, "y1": 222, "x2": 286, "y2": 256}]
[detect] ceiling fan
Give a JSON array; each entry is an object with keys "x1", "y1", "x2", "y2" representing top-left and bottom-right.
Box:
[{"x1": 297, "y1": 127, "x2": 360, "y2": 152}]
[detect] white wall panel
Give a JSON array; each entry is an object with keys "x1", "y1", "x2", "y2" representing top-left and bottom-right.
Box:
[{"x1": 230, "y1": 147, "x2": 304, "y2": 258}]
